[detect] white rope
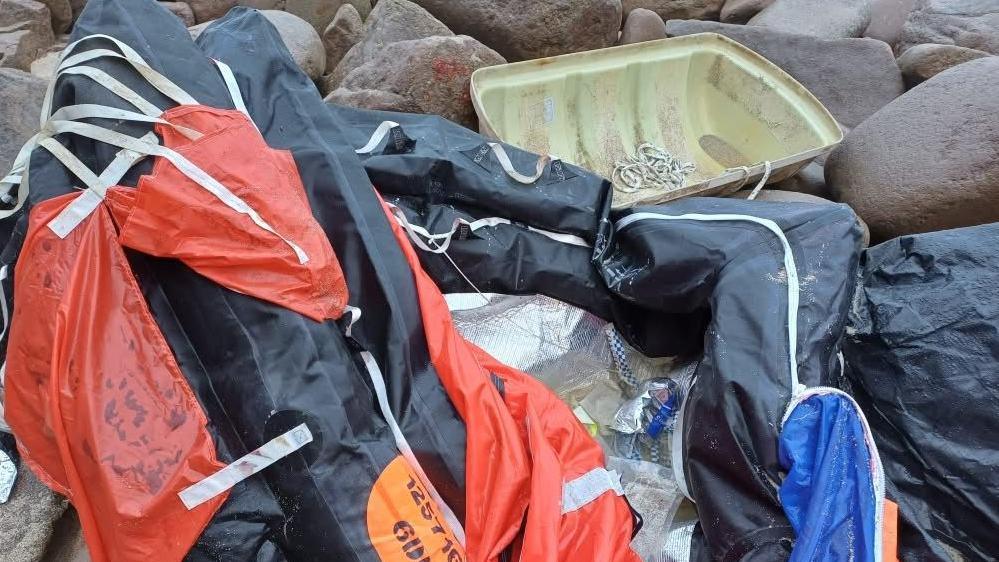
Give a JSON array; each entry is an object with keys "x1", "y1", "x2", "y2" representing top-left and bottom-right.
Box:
[
  {"x1": 612, "y1": 142, "x2": 695, "y2": 194},
  {"x1": 746, "y1": 161, "x2": 773, "y2": 201}
]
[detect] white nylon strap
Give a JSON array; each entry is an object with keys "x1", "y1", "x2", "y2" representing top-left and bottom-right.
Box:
[
  {"x1": 212, "y1": 59, "x2": 251, "y2": 120},
  {"x1": 178, "y1": 423, "x2": 313, "y2": 510},
  {"x1": 42, "y1": 35, "x2": 198, "y2": 124},
  {"x1": 41, "y1": 120, "x2": 309, "y2": 264},
  {"x1": 0, "y1": 265, "x2": 8, "y2": 346},
  {"x1": 746, "y1": 161, "x2": 773, "y2": 201},
  {"x1": 561, "y1": 467, "x2": 624, "y2": 514},
  {"x1": 359, "y1": 349, "x2": 467, "y2": 545},
  {"x1": 355, "y1": 120, "x2": 401, "y2": 154},
  {"x1": 486, "y1": 143, "x2": 549, "y2": 185},
  {"x1": 44, "y1": 133, "x2": 154, "y2": 238}
]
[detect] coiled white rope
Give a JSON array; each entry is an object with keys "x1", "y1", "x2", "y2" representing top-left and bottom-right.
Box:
[{"x1": 612, "y1": 143, "x2": 696, "y2": 194}]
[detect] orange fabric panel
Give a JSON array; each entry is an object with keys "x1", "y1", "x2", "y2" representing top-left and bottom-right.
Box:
[
  {"x1": 381, "y1": 198, "x2": 640, "y2": 562},
  {"x1": 5, "y1": 194, "x2": 227, "y2": 562},
  {"x1": 883, "y1": 500, "x2": 900, "y2": 562},
  {"x1": 106, "y1": 105, "x2": 347, "y2": 322}
]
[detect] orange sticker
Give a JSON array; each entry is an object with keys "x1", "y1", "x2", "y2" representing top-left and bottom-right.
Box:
[{"x1": 367, "y1": 455, "x2": 466, "y2": 562}]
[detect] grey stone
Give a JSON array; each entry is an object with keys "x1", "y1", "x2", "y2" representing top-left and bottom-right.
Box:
[
  {"x1": 330, "y1": 0, "x2": 453, "y2": 88},
  {"x1": 237, "y1": 0, "x2": 284, "y2": 8},
  {"x1": 623, "y1": 0, "x2": 725, "y2": 21},
  {"x1": 41, "y1": 508, "x2": 90, "y2": 562},
  {"x1": 160, "y1": 1, "x2": 196, "y2": 27},
  {"x1": 897, "y1": 42, "x2": 992, "y2": 86},
  {"x1": 187, "y1": 0, "x2": 236, "y2": 23},
  {"x1": 69, "y1": 0, "x2": 88, "y2": 23},
  {"x1": 329, "y1": 35, "x2": 505, "y2": 129},
  {"x1": 0, "y1": 68, "x2": 45, "y2": 173},
  {"x1": 621, "y1": 8, "x2": 667, "y2": 44},
  {"x1": 749, "y1": 0, "x2": 873, "y2": 38},
  {"x1": 29, "y1": 49, "x2": 60, "y2": 79},
  {"x1": 322, "y1": 4, "x2": 363, "y2": 76},
  {"x1": 261, "y1": 9, "x2": 326, "y2": 79},
  {"x1": 0, "y1": 467, "x2": 69, "y2": 562},
  {"x1": 720, "y1": 0, "x2": 774, "y2": 23},
  {"x1": 826, "y1": 57, "x2": 999, "y2": 241},
  {"x1": 285, "y1": 0, "x2": 372, "y2": 32},
  {"x1": 863, "y1": 0, "x2": 916, "y2": 46},
  {"x1": 187, "y1": 20, "x2": 213, "y2": 39},
  {"x1": 665, "y1": 20, "x2": 904, "y2": 128},
  {"x1": 324, "y1": 87, "x2": 419, "y2": 112},
  {"x1": 411, "y1": 0, "x2": 621, "y2": 61},
  {"x1": 773, "y1": 161, "x2": 831, "y2": 198},
  {"x1": 0, "y1": 0, "x2": 56, "y2": 72},
  {"x1": 37, "y1": 0, "x2": 72, "y2": 34},
  {"x1": 898, "y1": 0, "x2": 999, "y2": 55}
]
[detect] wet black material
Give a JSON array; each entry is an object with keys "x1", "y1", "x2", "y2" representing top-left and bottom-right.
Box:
[
  {"x1": 0, "y1": 2, "x2": 467, "y2": 560},
  {"x1": 844, "y1": 224, "x2": 999, "y2": 562},
  {"x1": 597, "y1": 198, "x2": 863, "y2": 562}
]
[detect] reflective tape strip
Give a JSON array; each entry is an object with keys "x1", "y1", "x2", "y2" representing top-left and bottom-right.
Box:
[
  {"x1": 42, "y1": 120, "x2": 309, "y2": 264},
  {"x1": 358, "y1": 349, "x2": 467, "y2": 545},
  {"x1": 213, "y1": 59, "x2": 254, "y2": 124},
  {"x1": 486, "y1": 142, "x2": 549, "y2": 185},
  {"x1": 0, "y1": 448, "x2": 15, "y2": 503},
  {"x1": 178, "y1": 424, "x2": 313, "y2": 510},
  {"x1": 355, "y1": 120, "x2": 400, "y2": 154},
  {"x1": 561, "y1": 467, "x2": 624, "y2": 514}
]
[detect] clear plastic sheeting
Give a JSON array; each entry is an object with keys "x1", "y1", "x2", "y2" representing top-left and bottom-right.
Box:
[
  {"x1": 445, "y1": 293, "x2": 672, "y2": 402},
  {"x1": 608, "y1": 457, "x2": 686, "y2": 562}
]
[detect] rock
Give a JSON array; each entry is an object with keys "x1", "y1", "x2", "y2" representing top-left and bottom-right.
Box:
[
  {"x1": 749, "y1": 0, "x2": 872, "y2": 38},
  {"x1": 0, "y1": 467, "x2": 70, "y2": 561},
  {"x1": 69, "y1": 0, "x2": 87, "y2": 23},
  {"x1": 322, "y1": 4, "x2": 363, "y2": 74},
  {"x1": 897, "y1": 43, "x2": 991, "y2": 87},
  {"x1": 29, "y1": 49, "x2": 60, "y2": 78},
  {"x1": 41, "y1": 508, "x2": 90, "y2": 562},
  {"x1": 731, "y1": 188, "x2": 870, "y2": 246},
  {"x1": 37, "y1": 0, "x2": 72, "y2": 34},
  {"x1": 621, "y1": 8, "x2": 667, "y2": 44},
  {"x1": 187, "y1": 0, "x2": 235, "y2": 23},
  {"x1": 665, "y1": 20, "x2": 904, "y2": 128},
  {"x1": 160, "y1": 1, "x2": 196, "y2": 26},
  {"x1": 0, "y1": 68, "x2": 45, "y2": 173},
  {"x1": 325, "y1": 87, "x2": 419, "y2": 112},
  {"x1": 826, "y1": 57, "x2": 999, "y2": 241},
  {"x1": 0, "y1": 0, "x2": 56, "y2": 72},
  {"x1": 285, "y1": 0, "x2": 372, "y2": 32},
  {"x1": 720, "y1": 0, "x2": 774, "y2": 23},
  {"x1": 898, "y1": 0, "x2": 999, "y2": 55},
  {"x1": 330, "y1": 0, "x2": 453, "y2": 87},
  {"x1": 261, "y1": 10, "x2": 326, "y2": 79},
  {"x1": 411, "y1": 0, "x2": 621, "y2": 61},
  {"x1": 773, "y1": 161, "x2": 831, "y2": 198},
  {"x1": 237, "y1": 0, "x2": 284, "y2": 8},
  {"x1": 328, "y1": 35, "x2": 505, "y2": 129},
  {"x1": 863, "y1": 0, "x2": 915, "y2": 46},
  {"x1": 623, "y1": 0, "x2": 725, "y2": 21}
]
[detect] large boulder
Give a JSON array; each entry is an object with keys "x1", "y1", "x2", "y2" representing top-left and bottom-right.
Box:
[
  {"x1": 623, "y1": 0, "x2": 725, "y2": 21},
  {"x1": 187, "y1": 0, "x2": 236, "y2": 23},
  {"x1": 330, "y1": 0, "x2": 453, "y2": 87},
  {"x1": 0, "y1": 467, "x2": 70, "y2": 562},
  {"x1": 0, "y1": 0, "x2": 56, "y2": 72},
  {"x1": 898, "y1": 0, "x2": 999, "y2": 55},
  {"x1": 37, "y1": 0, "x2": 72, "y2": 34},
  {"x1": 748, "y1": 0, "x2": 873, "y2": 38},
  {"x1": 161, "y1": 1, "x2": 196, "y2": 27},
  {"x1": 284, "y1": 0, "x2": 372, "y2": 32},
  {"x1": 327, "y1": 35, "x2": 505, "y2": 129},
  {"x1": 720, "y1": 0, "x2": 773, "y2": 23},
  {"x1": 863, "y1": 0, "x2": 916, "y2": 46},
  {"x1": 620, "y1": 8, "x2": 667, "y2": 44},
  {"x1": 322, "y1": 3, "x2": 364, "y2": 76},
  {"x1": 261, "y1": 9, "x2": 326, "y2": 79},
  {"x1": 826, "y1": 57, "x2": 999, "y2": 241},
  {"x1": 897, "y1": 42, "x2": 992, "y2": 87},
  {"x1": 665, "y1": 20, "x2": 904, "y2": 128},
  {"x1": 0, "y1": 68, "x2": 46, "y2": 173},
  {"x1": 773, "y1": 161, "x2": 830, "y2": 198},
  {"x1": 410, "y1": 0, "x2": 621, "y2": 61}
]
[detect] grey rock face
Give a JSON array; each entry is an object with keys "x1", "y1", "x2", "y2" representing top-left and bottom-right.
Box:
[
  {"x1": 897, "y1": 42, "x2": 992, "y2": 87},
  {"x1": 748, "y1": 0, "x2": 873, "y2": 38},
  {"x1": 897, "y1": 0, "x2": 999, "y2": 55},
  {"x1": 620, "y1": 8, "x2": 668, "y2": 44}
]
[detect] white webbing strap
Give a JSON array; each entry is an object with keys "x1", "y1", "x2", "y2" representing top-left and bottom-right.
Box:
[
  {"x1": 561, "y1": 467, "x2": 624, "y2": 514},
  {"x1": 355, "y1": 120, "x2": 401, "y2": 154},
  {"x1": 178, "y1": 423, "x2": 313, "y2": 510},
  {"x1": 485, "y1": 142, "x2": 549, "y2": 185},
  {"x1": 42, "y1": 133, "x2": 155, "y2": 238},
  {"x1": 358, "y1": 341, "x2": 467, "y2": 545},
  {"x1": 41, "y1": 120, "x2": 309, "y2": 264},
  {"x1": 746, "y1": 161, "x2": 773, "y2": 201},
  {"x1": 212, "y1": 59, "x2": 252, "y2": 121},
  {"x1": 42, "y1": 35, "x2": 198, "y2": 124}
]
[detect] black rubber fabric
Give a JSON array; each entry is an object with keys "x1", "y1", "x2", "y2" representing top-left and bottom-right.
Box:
[
  {"x1": 844, "y1": 223, "x2": 999, "y2": 562},
  {"x1": 0, "y1": 2, "x2": 467, "y2": 560},
  {"x1": 597, "y1": 198, "x2": 863, "y2": 561}
]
